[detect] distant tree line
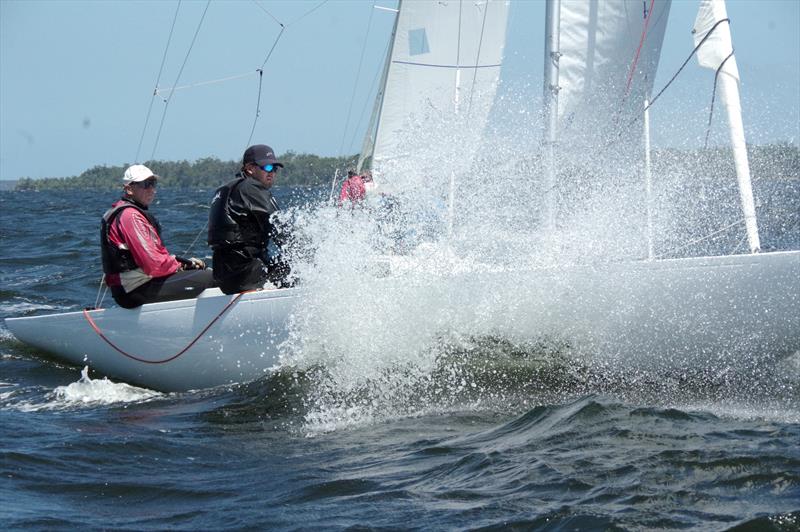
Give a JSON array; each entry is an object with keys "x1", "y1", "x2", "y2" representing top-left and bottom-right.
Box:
[
  {"x1": 651, "y1": 142, "x2": 799, "y2": 181},
  {"x1": 14, "y1": 151, "x2": 359, "y2": 191},
  {"x1": 12, "y1": 143, "x2": 798, "y2": 191}
]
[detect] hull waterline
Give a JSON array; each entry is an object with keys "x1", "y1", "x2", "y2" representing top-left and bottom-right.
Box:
[{"x1": 5, "y1": 251, "x2": 799, "y2": 392}]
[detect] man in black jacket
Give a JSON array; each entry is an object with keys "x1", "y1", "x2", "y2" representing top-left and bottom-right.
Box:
[{"x1": 207, "y1": 144, "x2": 293, "y2": 294}]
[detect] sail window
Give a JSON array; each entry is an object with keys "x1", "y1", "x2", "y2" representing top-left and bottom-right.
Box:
[{"x1": 408, "y1": 28, "x2": 430, "y2": 56}]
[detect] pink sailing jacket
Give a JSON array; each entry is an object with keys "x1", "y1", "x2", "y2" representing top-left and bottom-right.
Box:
[{"x1": 104, "y1": 200, "x2": 180, "y2": 291}]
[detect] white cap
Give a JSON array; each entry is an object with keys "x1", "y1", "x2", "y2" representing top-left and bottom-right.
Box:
[{"x1": 123, "y1": 164, "x2": 159, "y2": 183}]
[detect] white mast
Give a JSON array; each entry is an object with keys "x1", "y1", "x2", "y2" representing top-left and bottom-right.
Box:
[
  {"x1": 693, "y1": 0, "x2": 760, "y2": 253},
  {"x1": 542, "y1": 0, "x2": 561, "y2": 231}
]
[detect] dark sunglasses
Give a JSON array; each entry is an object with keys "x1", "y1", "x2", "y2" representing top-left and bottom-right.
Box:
[
  {"x1": 260, "y1": 164, "x2": 278, "y2": 173},
  {"x1": 137, "y1": 179, "x2": 157, "y2": 189}
]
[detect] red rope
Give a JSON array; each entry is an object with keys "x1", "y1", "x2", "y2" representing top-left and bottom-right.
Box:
[
  {"x1": 625, "y1": 0, "x2": 657, "y2": 95},
  {"x1": 82, "y1": 293, "x2": 244, "y2": 364}
]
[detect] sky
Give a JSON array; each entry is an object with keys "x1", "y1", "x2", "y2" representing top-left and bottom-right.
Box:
[{"x1": 0, "y1": 0, "x2": 798, "y2": 181}]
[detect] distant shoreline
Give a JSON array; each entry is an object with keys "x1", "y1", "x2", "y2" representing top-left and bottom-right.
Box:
[{"x1": 5, "y1": 144, "x2": 798, "y2": 191}]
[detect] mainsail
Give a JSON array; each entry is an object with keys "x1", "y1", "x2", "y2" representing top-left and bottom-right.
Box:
[
  {"x1": 360, "y1": 0, "x2": 510, "y2": 178},
  {"x1": 555, "y1": 0, "x2": 672, "y2": 156}
]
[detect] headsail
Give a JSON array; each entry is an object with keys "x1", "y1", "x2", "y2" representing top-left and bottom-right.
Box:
[{"x1": 362, "y1": 0, "x2": 510, "y2": 180}]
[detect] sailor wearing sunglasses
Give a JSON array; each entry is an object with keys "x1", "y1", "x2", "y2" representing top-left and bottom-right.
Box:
[
  {"x1": 100, "y1": 164, "x2": 215, "y2": 308},
  {"x1": 208, "y1": 144, "x2": 294, "y2": 294}
]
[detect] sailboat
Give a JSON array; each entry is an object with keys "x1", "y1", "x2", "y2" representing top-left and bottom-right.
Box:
[{"x1": 5, "y1": 0, "x2": 799, "y2": 392}]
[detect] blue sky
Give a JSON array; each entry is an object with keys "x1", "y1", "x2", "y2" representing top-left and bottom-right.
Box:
[{"x1": 1, "y1": 0, "x2": 798, "y2": 181}]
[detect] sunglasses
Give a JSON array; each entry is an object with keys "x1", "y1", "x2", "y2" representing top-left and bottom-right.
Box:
[
  {"x1": 137, "y1": 179, "x2": 157, "y2": 189},
  {"x1": 260, "y1": 164, "x2": 278, "y2": 173}
]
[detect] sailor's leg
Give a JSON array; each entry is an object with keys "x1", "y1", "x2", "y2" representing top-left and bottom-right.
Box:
[
  {"x1": 114, "y1": 270, "x2": 216, "y2": 307},
  {"x1": 212, "y1": 249, "x2": 269, "y2": 294}
]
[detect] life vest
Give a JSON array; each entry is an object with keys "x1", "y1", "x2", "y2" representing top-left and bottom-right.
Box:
[{"x1": 100, "y1": 200, "x2": 163, "y2": 275}]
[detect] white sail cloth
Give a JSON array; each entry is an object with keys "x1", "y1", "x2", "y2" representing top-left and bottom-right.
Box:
[
  {"x1": 557, "y1": 0, "x2": 672, "y2": 156},
  {"x1": 368, "y1": 0, "x2": 510, "y2": 178}
]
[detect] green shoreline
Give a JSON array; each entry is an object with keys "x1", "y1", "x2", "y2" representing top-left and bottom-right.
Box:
[
  {"x1": 11, "y1": 152, "x2": 358, "y2": 191},
  {"x1": 7, "y1": 143, "x2": 799, "y2": 191}
]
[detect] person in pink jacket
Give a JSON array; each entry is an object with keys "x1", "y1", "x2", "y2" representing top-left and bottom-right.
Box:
[
  {"x1": 338, "y1": 169, "x2": 366, "y2": 207},
  {"x1": 100, "y1": 164, "x2": 214, "y2": 308}
]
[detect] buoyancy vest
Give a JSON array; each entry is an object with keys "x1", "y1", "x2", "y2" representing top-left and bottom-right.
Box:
[{"x1": 100, "y1": 200, "x2": 163, "y2": 275}]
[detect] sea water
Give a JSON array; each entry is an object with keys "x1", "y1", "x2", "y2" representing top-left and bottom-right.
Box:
[{"x1": 1, "y1": 185, "x2": 799, "y2": 530}]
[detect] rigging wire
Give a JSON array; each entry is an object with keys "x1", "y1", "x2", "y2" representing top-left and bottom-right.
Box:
[
  {"x1": 93, "y1": 275, "x2": 108, "y2": 310},
  {"x1": 466, "y1": 0, "x2": 492, "y2": 118},
  {"x1": 652, "y1": 218, "x2": 744, "y2": 259},
  {"x1": 337, "y1": 1, "x2": 377, "y2": 157},
  {"x1": 246, "y1": 1, "x2": 328, "y2": 148},
  {"x1": 245, "y1": 26, "x2": 286, "y2": 148},
  {"x1": 154, "y1": 0, "x2": 327, "y2": 98},
  {"x1": 150, "y1": 1, "x2": 329, "y2": 257},
  {"x1": 251, "y1": 0, "x2": 282, "y2": 25},
  {"x1": 286, "y1": 0, "x2": 330, "y2": 27},
  {"x1": 633, "y1": 18, "x2": 731, "y2": 130},
  {"x1": 135, "y1": 0, "x2": 182, "y2": 163},
  {"x1": 703, "y1": 51, "x2": 735, "y2": 149},
  {"x1": 150, "y1": 0, "x2": 212, "y2": 161},
  {"x1": 154, "y1": 71, "x2": 257, "y2": 97}
]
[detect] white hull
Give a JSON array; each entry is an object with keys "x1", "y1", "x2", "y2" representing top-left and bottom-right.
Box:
[
  {"x1": 5, "y1": 251, "x2": 799, "y2": 391},
  {"x1": 488, "y1": 250, "x2": 800, "y2": 370},
  {"x1": 5, "y1": 287, "x2": 299, "y2": 392}
]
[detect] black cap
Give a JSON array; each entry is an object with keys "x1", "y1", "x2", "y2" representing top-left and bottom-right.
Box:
[{"x1": 242, "y1": 144, "x2": 284, "y2": 168}]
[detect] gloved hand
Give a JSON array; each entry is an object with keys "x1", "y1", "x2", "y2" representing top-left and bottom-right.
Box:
[
  {"x1": 187, "y1": 257, "x2": 206, "y2": 270},
  {"x1": 176, "y1": 256, "x2": 206, "y2": 270}
]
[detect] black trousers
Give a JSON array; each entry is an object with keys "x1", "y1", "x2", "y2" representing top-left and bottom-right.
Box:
[
  {"x1": 212, "y1": 248, "x2": 293, "y2": 295},
  {"x1": 111, "y1": 269, "x2": 216, "y2": 309}
]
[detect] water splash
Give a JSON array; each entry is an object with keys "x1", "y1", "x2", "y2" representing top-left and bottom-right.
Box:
[
  {"x1": 47, "y1": 366, "x2": 162, "y2": 409},
  {"x1": 275, "y1": 91, "x2": 798, "y2": 433}
]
